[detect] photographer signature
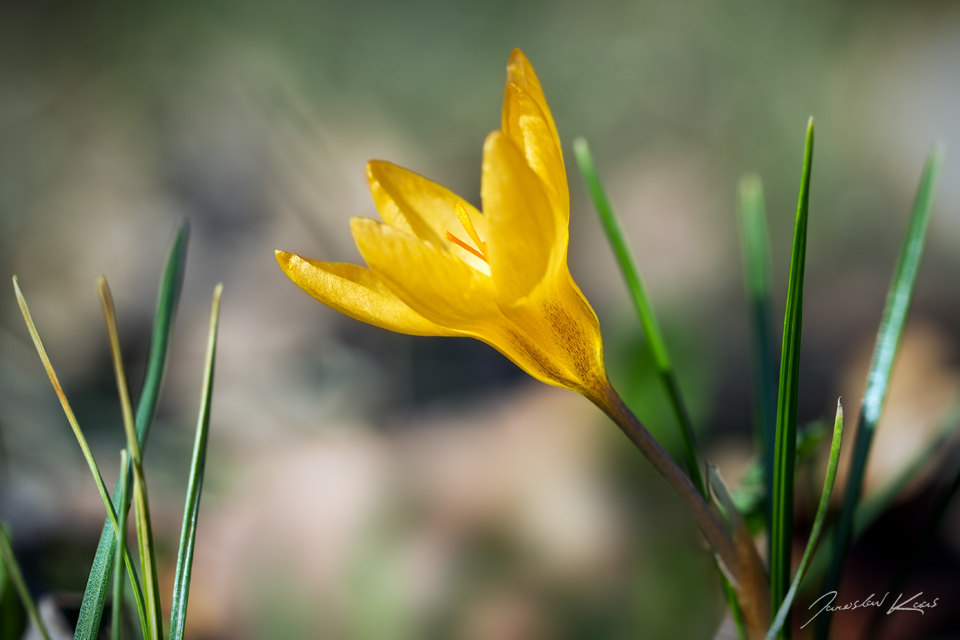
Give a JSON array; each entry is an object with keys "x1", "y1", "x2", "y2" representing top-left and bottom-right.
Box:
[{"x1": 802, "y1": 591, "x2": 939, "y2": 629}]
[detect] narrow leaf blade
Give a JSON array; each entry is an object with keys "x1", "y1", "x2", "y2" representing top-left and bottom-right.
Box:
[
  {"x1": 816, "y1": 144, "x2": 944, "y2": 640},
  {"x1": 770, "y1": 118, "x2": 814, "y2": 640},
  {"x1": 12, "y1": 277, "x2": 149, "y2": 634},
  {"x1": 737, "y1": 174, "x2": 778, "y2": 542},
  {"x1": 0, "y1": 524, "x2": 52, "y2": 640},
  {"x1": 168, "y1": 284, "x2": 222, "y2": 640},
  {"x1": 75, "y1": 221, "x2": 189, "y2": 639},
  {"x1": 112, "y1": 452, "x2": 132, "y2": 640},
  {"x1": 573, "y1": 136, "x2": 704, "y2": 495},
  {"x1": 99, "y1": 277, "x2": 164, "y2": 640},
  {"x1": 766, "y1": 400, "x2": 843, "y2": 640}
]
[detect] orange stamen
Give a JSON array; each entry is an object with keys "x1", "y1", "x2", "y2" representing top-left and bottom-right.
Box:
[
  {"x1": 446, "y1": 231, "x2": 487, "y2": 262},
  {"x1": 446, "y1": 201, "x2": 488, "y2": 263},
  {"x1": 454, "y1": 202, "x2": 487, "y2": 255}
]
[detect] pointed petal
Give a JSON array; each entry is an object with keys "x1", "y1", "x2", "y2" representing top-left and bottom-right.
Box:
[
  {"x1": 350, "y1": 218, "x2": 500, "y2": 327},
  {"x1": 502, "y1": 83, "x2": 569, "y2": 231},
  {"x1": 505, "y1": 49, "x2": 560, "y2": 150},
  {"x1": 275, "y1": 250, "x2": 456, "y2": 336},
  {"x1": 366, "y1": 161, "x2": 490, "y2": 274},
  {"x1": 481, "y1": 132, "x2": 557, "y2": 304}
]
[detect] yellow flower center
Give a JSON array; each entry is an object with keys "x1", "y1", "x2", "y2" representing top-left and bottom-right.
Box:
[{"x1": 445, "y1": 202, "x2": 488, "y2": 263}]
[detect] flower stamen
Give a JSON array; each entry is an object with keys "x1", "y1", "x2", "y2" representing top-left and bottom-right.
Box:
[{"x1": 446, "y1": 201, "x2": 488, "y2": 263}]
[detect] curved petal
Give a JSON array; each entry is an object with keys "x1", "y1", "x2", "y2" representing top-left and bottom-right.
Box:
[
  {"x1": 350, "y1": 218, "x2": 500, "y2": 327},
  {"x1": 481, "y1": 132, "x2": 556, "y2": 304},
  {"x1": 503, "y1": 83, "x2": 569, "y2": 234},
  {"x1": 366, "y1": 161, "x2": 489, "y2": 274},
  {"x1": 275, "y1": 251, "x2": 456, "y2": 336},
  {"x1": 505, "y1": 49, "x2": 560, "y2": 151}
]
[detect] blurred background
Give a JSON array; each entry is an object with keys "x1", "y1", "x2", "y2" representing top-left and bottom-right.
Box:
[{"x1": 1, "y1": 0, "x2": 960, "y2": 638}]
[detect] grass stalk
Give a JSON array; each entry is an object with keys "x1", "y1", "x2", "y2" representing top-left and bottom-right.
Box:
[
  {"x1": 12, "y1": 276, "x2": 149, "y2": 633},
  {"x1": 0, "y1": 523, "x2": 52, "y2": 640},
  {"x1": 574, "y1": 137, "x2": 754, "y2": 637},
  {"x1": 112, "y1": 451, "x2": 132, "y2": 640},
  {"x1": 815, "y1": 143, "x2": 944, "y2": 640},
  {"x1": 737, "y1": 174, "x2": 778, "y2": 544},
  {"x1": 76, "y1": 222, "x2": 188, "y2": 639},
  {"x1": 765, "y1": 401, "x2": 843, "y2": 640},
  {"x1": 573, "y1": 136, "x2": 704, "y2": 495},
  {"x1": 98, "y1": 278, "x2": 164, "y2": 640},
  {"x1": 168, "y1": 284, "x2": 222, "y2": 640},
  {"x1": 770, "y1": 117, "x2": 814, "y2": 640}
]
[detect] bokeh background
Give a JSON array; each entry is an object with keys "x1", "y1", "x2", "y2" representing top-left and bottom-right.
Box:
[{"x1": 2, "y1": 0, "x2": 960, "y2": 638}]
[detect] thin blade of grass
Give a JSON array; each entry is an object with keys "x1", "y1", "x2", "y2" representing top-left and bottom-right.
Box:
[
  {"x1": 99, "y1": 277, "x2": 164, "y2": 640},
  {"x1": 0, "y1": 523, "x2": 52, "y2": 640},
  {"x1": 815, "y1": 143, "x2": 944, "y2": 640},
  {"x1": 573, "y1": 136, "x2": 704, "y2": 495},
  {"x1": 12, "y1": 276, "x2": 148, "y2": 633},
  {"x1": 0, "y1": 552, "x2": 25, "y2": 640},
  {"x1": 0, "y1": 556, "x2": 6, "y2": 612},
  {"x1": 766, "y1": 401, "x2": 843, "y2": 640},
  {"x1": 573, "y1": 138, "x2": 750, "y2": 636},
  {"x1": 799, "y1": 394, "x2": 960, "y2": 592},
  {"x1": 770, "y1": 117, "x2": 814, "y2": 640},
  {"x1": 168, "y1": 284, "x2": 222, "y2": 640},
  {"x1": 112, "y1": 451, "x2": 131, "y2": 640},
  {"x1": 737, "y1": 174, "x2": 778, "y2": 545},
  {"x1": 77, "y1": 222, "x2": 188, "y2": 640}
]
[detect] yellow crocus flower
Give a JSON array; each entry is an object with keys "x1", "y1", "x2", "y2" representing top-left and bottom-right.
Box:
[
  {"x1": 276, "y1": 49, "x2": 605, "y2": 399},
  {"x1": 275, "y1": 49, "x2": 745, "y2": 590}
]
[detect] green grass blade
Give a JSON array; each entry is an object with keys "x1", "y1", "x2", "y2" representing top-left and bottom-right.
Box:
[
  {"x1": 0, "y1": 550, "x2": 26, "y2": 640},
  {"x1": 12, "y1": 276, "x2": 149, "y2": 634},
  {"x1": 737, "y1": 174, "x2": 778, "y2": 541},
  {"x1": 99, "y1": 277, "x2": 164, "y2": 640},
  {"x1": 815, "y1": 143, "x2": 944, "y2": 640},
  {"x1": 76, "y1": 221, "x2": 189, "y2": 639},
  {"x1": 112, "y1": 451, "x2": 132, "y2": 640},
  {"x1": 770, "y1": 118, "x2": 814, "y2": 640},
  {"x1": 798, "y1": 394, "x2": 960, "y2": 593},
  {"x1": 765, "y1": 401, "x2": 843, "y2": 640},
  {"x1": 168, "y1": 284, "x2": 222, "y2": 640},
  {"x1": 0, "y1": 523, "x2": 52, "y2": 640},
  {"x1": 574, "y1": 137, "x2": 751, "y2": 634},
  {"x1": 574, "y1": 137, "x2": 754, "y2": 636},
  {"x1": 573, "y1": 136, "x2": 704, "y2": 495}
]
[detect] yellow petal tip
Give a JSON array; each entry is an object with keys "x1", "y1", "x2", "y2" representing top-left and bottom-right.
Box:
[{"x1": 275, "y1": 250, "x2": 298, "y2": 272}]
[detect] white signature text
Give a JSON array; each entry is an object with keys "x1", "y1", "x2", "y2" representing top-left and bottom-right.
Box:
[{"x1": 802, "y1": 591, "x2": 939, "y2": 629}]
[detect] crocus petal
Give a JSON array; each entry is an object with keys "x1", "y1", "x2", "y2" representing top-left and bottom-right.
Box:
[
  {"x1": 481, "y1": 132, "x2": 556, "y2": 304},
  {"x1": 275, "y1": 251, "x2": 455, "y2": 336},
  {"x1": 502, "y1": 82, "x2": 569, "y2": 244},
  {"x1": 351, "y1": 218, "x2": 500, "y2": 327},
  {"x1": 505, "y1": 49, "x2": 561, "y2": 151},
  {"x1": 367, "y1": 161, "x2": 490, "y2": 274}
]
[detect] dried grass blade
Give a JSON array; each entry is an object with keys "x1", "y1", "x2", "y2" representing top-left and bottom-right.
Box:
[
  {"x1": 12, "y1": 276, "x2": 148, "y2": 634},
  {"x1": 98, "y1": 277, "x2": 164, "y2": 640}
]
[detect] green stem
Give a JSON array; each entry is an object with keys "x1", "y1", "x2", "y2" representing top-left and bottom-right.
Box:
[{"x1": 590, "y1": 384, "x2": 739, "y2": 580}]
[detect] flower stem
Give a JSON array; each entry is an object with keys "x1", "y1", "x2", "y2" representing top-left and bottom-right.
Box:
[{"x1": 591, "y1": 383, "x2": 739, "y2": 582}]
